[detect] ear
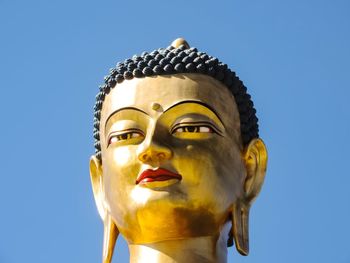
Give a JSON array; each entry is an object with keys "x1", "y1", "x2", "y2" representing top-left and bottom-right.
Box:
[
  {"x1": 90, "y1": 155, "x2": 119, "y2": 263},
  {"x1": 242, "y1": 138, "x2": 268, "y2": 204},
  {"x1": 231, "y1": 138, "x2": 268, "y2": 256},
  {"x1": 89, "y1": 155, "x2": 107, "y2": 220}
]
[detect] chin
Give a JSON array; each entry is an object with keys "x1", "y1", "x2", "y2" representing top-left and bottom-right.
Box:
[{"x1": 117, "y1": 197, "x2": 229, "y2": 244}]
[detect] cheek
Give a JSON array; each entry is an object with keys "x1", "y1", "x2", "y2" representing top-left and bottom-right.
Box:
[
  {"x1": 102, "y1": 146, "x2": 140, "y2": 206},
  {"x1": 214, "y1": 139, "x2": 245, "y2": 198},
  {"x1": 173, "y1": 137, "x2": 238, "y2": 173},
  {"x1": 112, "y1": 146, "x2": 134, "y2": 166},
  {"x1": 173, "y1": 138, "x2": 244, "y2": 202},
  {"x1": 173, "y1": 144, "x2": 218, "y2": 185},
  {"x1": 104, "y1": 146, "x2": 139, "y2": 177}
]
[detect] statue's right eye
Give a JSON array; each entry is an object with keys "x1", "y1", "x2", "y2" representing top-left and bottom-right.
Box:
[{"x1": 108, "y1": 131, "x2": 144, "y2": 146}]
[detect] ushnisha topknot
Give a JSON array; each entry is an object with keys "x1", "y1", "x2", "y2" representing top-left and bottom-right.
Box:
[{"x1": 93, "y1": 38, "x2": 259, "y2": 161}]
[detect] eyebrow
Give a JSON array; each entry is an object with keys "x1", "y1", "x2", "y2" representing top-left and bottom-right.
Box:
[
  {"x1": 105, "y1": 107, "x2": 149, "y2": 130},
  {"x1": 104, "y1": 101, "x2": 225, "y2": 131},
  {"x1": 164, "y1": 100, "x2": 225, "y2": 126}
]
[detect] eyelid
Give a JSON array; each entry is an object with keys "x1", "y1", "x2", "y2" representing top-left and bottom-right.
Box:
[
  {"x1": 107, "y1": 128, "x2": 145, "y2": 146},
  {"x1": 106, "y1": 119, "x2": 144, "y2": 138},
  {"x1": 171, "y1": 121, "x2": 222, "y2": 135}
]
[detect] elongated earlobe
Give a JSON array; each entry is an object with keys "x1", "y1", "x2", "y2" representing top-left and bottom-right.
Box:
[
  {"x1": 103, "y1": 215, "x2": 119, "y2": 263},
  {"x1": 232, "y1": 202, "x2": 250, "y2": 255}
]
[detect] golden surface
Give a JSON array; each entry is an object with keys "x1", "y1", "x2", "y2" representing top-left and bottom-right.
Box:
[
  {"x1": 90, "y1": 73, "x2": 267, "y2": 262},
  {"x1": 171, "y1": 38, "x2": 190, "y2": 49}
]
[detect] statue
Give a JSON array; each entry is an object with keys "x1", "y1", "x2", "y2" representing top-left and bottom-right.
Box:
[{"x1": 90, "y1": 38, "x2": 268, "y2": 263}]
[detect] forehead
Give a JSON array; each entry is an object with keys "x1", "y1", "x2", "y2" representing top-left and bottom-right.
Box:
[{"x1": 100, "y1": 73, "x2": 241, "y2": 135}]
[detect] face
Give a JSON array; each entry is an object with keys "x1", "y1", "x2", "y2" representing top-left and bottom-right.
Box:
[{"x1": 99, "y1": 73, "x2": 247, "y2": 243}]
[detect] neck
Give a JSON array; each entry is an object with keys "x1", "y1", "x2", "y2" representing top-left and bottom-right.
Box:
[{"x1": 128, "y1": 235, "x2": 228, "y2": 263}]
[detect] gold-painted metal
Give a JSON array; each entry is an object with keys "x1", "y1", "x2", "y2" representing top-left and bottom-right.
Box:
[
  {"x1": 90, "y1": 72, "x2": 268, "y2": 262},
  {"x1": 151, "y1": 102, "x2": 161, "y2": 111},
  {"x1": 102, "y1": 214, "x2": 119, "y2": 263},
  {"x1": 171, "y1": 38, "x2": 190, "y2": 49}
]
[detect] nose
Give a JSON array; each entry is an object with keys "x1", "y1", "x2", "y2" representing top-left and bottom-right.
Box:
[{"x1": 138, "y1": 141, "x2": 172, "y2": 165}]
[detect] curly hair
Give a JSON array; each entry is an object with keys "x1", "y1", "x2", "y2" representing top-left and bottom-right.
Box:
[{"x1": 93, "y1": 42, "x2": 259, "y2": 160}]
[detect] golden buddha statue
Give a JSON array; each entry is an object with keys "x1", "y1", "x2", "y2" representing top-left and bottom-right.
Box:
[{"x1": 90, "y1": 38, "x2": 268, "y2": 263}]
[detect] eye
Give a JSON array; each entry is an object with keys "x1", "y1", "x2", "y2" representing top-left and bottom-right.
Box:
[
  {"x1": 171, "y1": 124, "x2": 217, "y2": 140},
  {"x1": 108, "y1": 131, "x2": 144, "y2": 146},
  {"x1": 172, "y1": 126, "x2": 213, "y2": 134}
]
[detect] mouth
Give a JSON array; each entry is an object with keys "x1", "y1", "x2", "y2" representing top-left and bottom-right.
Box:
[{"x1": 136, "y1": 168, "x2": 182, "y2": 185}]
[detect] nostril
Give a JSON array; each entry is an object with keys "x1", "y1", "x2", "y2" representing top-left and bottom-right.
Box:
[
  {"x1": 139, "y1": 153, "x2": 149, "y2": 162},
  {"x1": 157, "y1": 153, "x2": 166, "y2": 160},
  {"x1": 138, "y1": 147, "x2": 172, "y2": 164}
]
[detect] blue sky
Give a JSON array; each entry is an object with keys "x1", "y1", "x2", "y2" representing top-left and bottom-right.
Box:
[{"x1": 1, "y1": 0, "x2": 349, "y2": 262}]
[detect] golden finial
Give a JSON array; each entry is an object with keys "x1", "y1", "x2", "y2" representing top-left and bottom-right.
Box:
[{"x1": 171, "y1": 38, "x2": 190, "y2": 49}]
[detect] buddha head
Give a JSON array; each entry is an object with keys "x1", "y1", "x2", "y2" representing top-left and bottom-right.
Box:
[{"x1": 89, "y1": 38, "x2": 267, "y2": 263}]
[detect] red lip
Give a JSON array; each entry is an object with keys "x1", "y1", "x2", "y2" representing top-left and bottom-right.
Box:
[{"x1": 136, "y1": 168, "x2": 182, "y2": 185}]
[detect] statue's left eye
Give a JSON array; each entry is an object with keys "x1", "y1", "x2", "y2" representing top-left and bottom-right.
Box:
[{"x1": 172, "y1": 126, "x2": 213, "y2": 134}]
